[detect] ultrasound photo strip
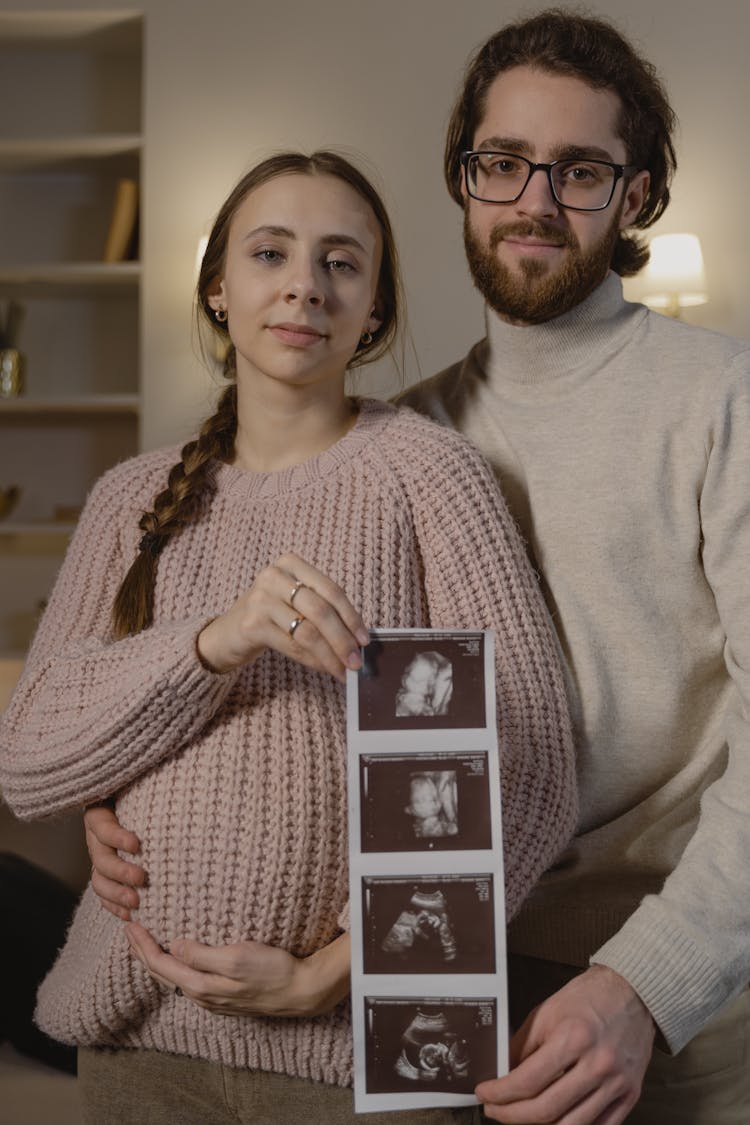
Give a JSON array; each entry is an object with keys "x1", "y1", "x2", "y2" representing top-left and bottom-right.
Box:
[{"x1": 347, "y1": 629, "x2": 509, "y2": 1113}]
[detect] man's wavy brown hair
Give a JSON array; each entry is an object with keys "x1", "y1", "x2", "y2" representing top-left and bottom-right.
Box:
[{"x1": 445, "y1": 8, "x2": 677, "y2": 276}]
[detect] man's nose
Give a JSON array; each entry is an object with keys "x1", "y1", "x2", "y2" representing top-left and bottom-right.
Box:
[{"x1": 515, "y1": 167, "x2": 559, "y2": 219}]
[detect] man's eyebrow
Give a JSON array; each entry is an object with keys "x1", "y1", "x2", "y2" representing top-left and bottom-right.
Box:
[
  {"x1": 474, "y1": 136, "x2": 530, "y2": 155},
  {"x1": 472, "y1": 138, "x2": 619, "y2": 163},
  {"x1": 242, "y1": 225, "x2": 367, "y2": 252},
  {"x1": 548, "y1": 143, "x2": 618, "y2": 162}
]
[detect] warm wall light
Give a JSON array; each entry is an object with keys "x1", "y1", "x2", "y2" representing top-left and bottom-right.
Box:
[
  {"x1": 195, "y1": 235, "x2": 208, "y2": 280},
  {"x1": 642, "y1": 233, "x2": 708, "y2": 318}
]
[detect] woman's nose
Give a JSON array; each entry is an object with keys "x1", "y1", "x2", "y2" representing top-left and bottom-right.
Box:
[{"x1": 284, "y1": 265, "x2": 324, "y2": 306}]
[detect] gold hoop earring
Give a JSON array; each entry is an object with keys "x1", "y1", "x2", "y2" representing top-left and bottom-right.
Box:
[
  {"x1": 215, "y1": 307, "x2": 228, "y2": 324},
  {"x1": 360, "y1": 330, "x2": 373, "y2": 346}
]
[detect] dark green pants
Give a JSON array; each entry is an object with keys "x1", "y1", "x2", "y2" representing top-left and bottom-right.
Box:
[{"x1": 78, "y1": 1047, "x2": 483, "y2": 1125}]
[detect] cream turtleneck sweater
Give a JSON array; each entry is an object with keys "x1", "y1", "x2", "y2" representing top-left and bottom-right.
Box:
[{"x1": 399, "y1": 273, "x2": 750, "y2": 1053}]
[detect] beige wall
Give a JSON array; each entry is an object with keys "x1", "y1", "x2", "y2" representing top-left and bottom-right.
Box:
[{"x1": 7, "y1": 0, "x2": 750, "y2": 447}]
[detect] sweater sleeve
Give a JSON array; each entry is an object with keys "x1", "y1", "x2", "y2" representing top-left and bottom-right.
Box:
[
  {"x1": 0, "y1": 464, "x2": 238, "y2": 821},
  {"x1": 391, "y1": 418, "x2": 578, "y2": 920},
  {"x1": 592, "y1": 357, "x2": 750, "y2": 1051}
]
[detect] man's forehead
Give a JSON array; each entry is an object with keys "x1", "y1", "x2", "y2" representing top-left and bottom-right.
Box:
[{"x1": 473, "y1": 65, "x2": 625, "y2": 160}]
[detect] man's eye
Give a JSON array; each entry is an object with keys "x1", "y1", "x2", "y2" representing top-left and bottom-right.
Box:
[
  {"x1": 562, "y1": 164, "x2": 600, "y2": 183},
  {"x1": 489, "y1": 157, "x2": 522, "y2": 175}
]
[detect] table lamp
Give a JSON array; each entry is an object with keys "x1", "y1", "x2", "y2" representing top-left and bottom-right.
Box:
[{"x1": 641, "y1": 233, "x2": 708, "y2": 318}]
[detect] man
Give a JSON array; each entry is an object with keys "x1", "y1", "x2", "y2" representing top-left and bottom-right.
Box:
[
  {"x1": 85, "y1": 9, "x2": 750, "y2": 1123},
  {"x1": 397, "y1": 10, "x2": 750, "y2": 1124}
]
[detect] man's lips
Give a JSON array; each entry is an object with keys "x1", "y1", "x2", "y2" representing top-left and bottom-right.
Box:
[
  {"x1": 501, "y1": 236, "x2": 567, "y2": 253},
  {"x1": 268, "y1": 322, "x2": 326, "y2": 346},
  {"x1": 490, "y1": 223, "x2": 572, "y2": 254}
]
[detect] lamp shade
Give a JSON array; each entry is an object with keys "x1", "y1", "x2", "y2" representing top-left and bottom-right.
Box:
[
  {"x1": 642, "y1": 233, "x2": 708, "y2": 311},
  {"x1": 195, "y1": 235, "x2": 209, "y2": 279}
]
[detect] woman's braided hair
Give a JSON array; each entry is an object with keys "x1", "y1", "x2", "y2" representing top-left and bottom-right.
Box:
[{"x1": 111, "y1": 151, "x2": 402, "y2": 638}]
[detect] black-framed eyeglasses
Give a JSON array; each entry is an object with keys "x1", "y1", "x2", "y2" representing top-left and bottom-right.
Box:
[{"x1": 462, "y1": 150, "x2": 639, "y2": 212}]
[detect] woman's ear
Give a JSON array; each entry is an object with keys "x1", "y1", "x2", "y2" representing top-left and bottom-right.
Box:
[
  {"x1": 206, "y1": 280, "x2": 227, "y2": 313},
  {"x1": 366, "y1": 304, "x2": 384, "y2": 337}
]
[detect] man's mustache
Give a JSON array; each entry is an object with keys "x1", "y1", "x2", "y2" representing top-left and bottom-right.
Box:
[{"x1": 488, "y1": 221, "x2": 575, "y2": 252}]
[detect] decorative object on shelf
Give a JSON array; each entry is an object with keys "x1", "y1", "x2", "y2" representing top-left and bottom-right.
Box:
[
  {"x1": 641, "y1": 233, "x2": 708, "y2": 319},
  {"x1": 54, "y1": 504, "x2": 83, "y2": 523},
  {"x1": 103, "y1": 178, "x2": 139, "y2": 262},
  {"x1": 0, "y1": 486, "x2": 21, "y2": 521},
  {"x1": 0, "y1": 300, "x2": 26, "y2": 396},
  {"x1": 0, "y1": 348, "x2": 24, "y2": 397}
]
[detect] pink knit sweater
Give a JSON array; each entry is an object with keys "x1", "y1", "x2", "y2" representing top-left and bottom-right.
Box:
[{"x1": 0, "y1": 399, "x2": 575, "y2": 1086}]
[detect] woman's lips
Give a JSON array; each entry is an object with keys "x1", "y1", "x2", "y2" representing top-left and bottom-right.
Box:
[{"x1": 268, "y1": 323, "x2": 326, "y2": 347}]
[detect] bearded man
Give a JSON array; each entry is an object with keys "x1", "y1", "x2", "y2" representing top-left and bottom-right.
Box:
[{"x1": 399, "y1": 10, "x2": 750, "y2": 1125}]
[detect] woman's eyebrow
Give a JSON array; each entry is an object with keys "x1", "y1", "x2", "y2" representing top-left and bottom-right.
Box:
[
  {"x1": 242, "y1": 224, "x2": 294, "y2": 241},
  {"x1": 242, "y1": 225, "x2": 367, "y2": 252},
  {"x1": 319, "y1": 234, "x2": 367, "y2": 252}
]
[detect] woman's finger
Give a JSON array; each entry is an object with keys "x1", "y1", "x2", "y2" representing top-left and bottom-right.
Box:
[
  {"x1": 277, "y1": 553, "x2": 369, "y2": 643},
  {"x1": 126, "y1": 923, "x2": 210, "y2": 996},
  {"x1": 268, "y1": 608, "x2": 357, "y2": 682}
]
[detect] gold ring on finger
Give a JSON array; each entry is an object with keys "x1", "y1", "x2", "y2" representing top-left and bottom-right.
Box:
[
  {"x1": 289, "y1": 616, "x2": 304, "y2": 638},
  {"x1": 290, "y1": 579, "x2": 306, "y2": 606}
]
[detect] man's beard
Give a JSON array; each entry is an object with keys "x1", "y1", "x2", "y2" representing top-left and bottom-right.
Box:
[{"x1": 463, "y1": 208, "x2": 622, "y2": 325}]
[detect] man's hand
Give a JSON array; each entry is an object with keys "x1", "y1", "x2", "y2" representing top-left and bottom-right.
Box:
[
  {"x1": 476, "y1": 965, "x2": 655, "y2": 1124},
  {"x1": 125, "y1": 922, "x2": 351, "y2": 1018},
  {"x1": 84, "y1": 804, "x2": 145, "y2": 921}
]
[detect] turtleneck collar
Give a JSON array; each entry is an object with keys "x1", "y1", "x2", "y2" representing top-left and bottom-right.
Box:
[{"x1": 481, "y1": 272, "x2": 648, "y2": 389}]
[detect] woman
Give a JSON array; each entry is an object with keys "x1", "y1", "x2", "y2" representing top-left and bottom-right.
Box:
[{"x1": 0, "y1": 151, "x2": 576, "y2": 1123}]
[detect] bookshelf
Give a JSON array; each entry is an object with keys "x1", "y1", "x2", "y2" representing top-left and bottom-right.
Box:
[{"x1": 0, "y1": 10, "x2": 144, "y2": 656}]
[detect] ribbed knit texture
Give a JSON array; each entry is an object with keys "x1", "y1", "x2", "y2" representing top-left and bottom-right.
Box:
[
  {"x1": 0, "y1": 398, "x2": 575, "y2": 1085},
  {"x1": 399, "y1": 275, "x2": 750, "y2": 1052}
]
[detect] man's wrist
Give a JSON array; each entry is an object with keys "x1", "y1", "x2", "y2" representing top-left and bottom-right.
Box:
[{"x1": 588, "y1": 963, "x2": 657, "y2": 1031}]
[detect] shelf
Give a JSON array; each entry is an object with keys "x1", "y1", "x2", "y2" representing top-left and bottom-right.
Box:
[
  {"x1": 0, "y1": 135, "x2": 142, "y2": 172},
  {"x1": 0, "y1": 262, "x2": 140, "y2": 296},
  {"x1": 0, "y1": 395, "x2": 140, "y2": 416},
  {"x1": 0, "y1": 522, "x2": 76, "y2": 537},
  {"x1": 0, "y1": 11, "x2": 141, "y2": 51},
  {"x1": 0, "y1": 10, "x2": 143, "y2": 658}
]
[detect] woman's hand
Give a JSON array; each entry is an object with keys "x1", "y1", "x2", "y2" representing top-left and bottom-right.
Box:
[
  {"x1": 125, "y1": 922, "x2": 351, "y2": 1018},
  {"x1": 85, "y1": 804, "x2": 146, "y2": 921},
  {"x1": 197, "y1": 551, "x2": 369, "y2": 682}
]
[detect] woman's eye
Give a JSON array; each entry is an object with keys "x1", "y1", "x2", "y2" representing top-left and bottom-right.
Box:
[
  {"x1": 326, "y1": 258, "x2": 355, "y2": 273},
  {"x1": 254, "y1": 248, "x2": 283, "y2": 263}
]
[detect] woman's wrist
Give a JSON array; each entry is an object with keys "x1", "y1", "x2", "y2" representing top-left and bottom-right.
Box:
[
  {"x1": 296, "y1": 933, "x2": 351, "y2": 1016},
  {"x1": 196, "y1": 616, "x2": 262, "y2": 674},
  {"x1": 196, "y1": 626, "x2": 230, "y2": 674}
]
